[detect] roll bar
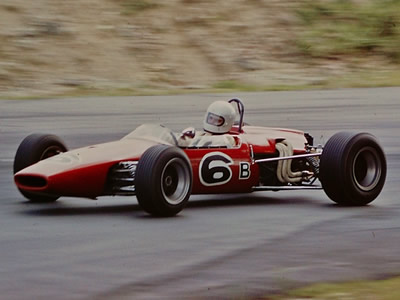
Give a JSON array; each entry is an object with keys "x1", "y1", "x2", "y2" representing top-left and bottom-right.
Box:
[{"x1": 228, "y1": 98, "x2": 245, "y2": 133}]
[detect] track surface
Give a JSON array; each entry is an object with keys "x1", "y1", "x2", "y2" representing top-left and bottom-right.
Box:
[{"x1": 1, "y1": 88, "x2": 399, "y2": 299}]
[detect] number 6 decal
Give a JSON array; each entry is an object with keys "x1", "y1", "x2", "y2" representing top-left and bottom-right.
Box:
[{"x1": 199, "y1": 152, "x2": 233, "y2": 186}]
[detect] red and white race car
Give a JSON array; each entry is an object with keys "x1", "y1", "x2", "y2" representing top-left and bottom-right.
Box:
[{"x1": 14, "y1": 99, "x2": 386, "y2": 217}]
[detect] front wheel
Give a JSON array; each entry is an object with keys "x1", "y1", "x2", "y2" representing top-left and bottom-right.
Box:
[
  {"x1": 319, "y1": 132, "x2": 386, "y2": 206},
  {"x1": 135, "y1": 145, "x2": 193, "y2": 217},
  {"x1": 14, "y1": 133, "x2": 67, "y2": 203}
]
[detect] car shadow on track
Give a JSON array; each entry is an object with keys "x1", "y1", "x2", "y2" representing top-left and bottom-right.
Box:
[
  {"x1": 186, "y1": 193, "x2": 321, "y2": 209},
  {"x1": 18, "y1": 202, "x2": 141, "y2": 217},
  {"x1": 17, "y1": 193, "x2": 324, "y2": 218}
]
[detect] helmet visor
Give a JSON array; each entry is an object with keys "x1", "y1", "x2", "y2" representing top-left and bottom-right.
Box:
[{"x1": 206, "y1": 112, "x2": 225, "y2": 127}]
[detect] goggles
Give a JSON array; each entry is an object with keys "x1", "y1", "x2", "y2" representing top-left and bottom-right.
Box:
[{"x1": 206, "y1": 112, "x2": 225, "y2": 127}]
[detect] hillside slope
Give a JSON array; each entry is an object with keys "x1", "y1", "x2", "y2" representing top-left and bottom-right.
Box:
[{"x1": 0, "y1": 0, "x2": 399, "y2": 97}]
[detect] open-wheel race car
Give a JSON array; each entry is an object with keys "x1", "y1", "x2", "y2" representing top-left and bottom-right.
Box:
[{"x1": 14, "y1": 98, "x2": 387, "y2": 217}]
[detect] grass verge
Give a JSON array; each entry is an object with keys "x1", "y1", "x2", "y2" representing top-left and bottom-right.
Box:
[
  {"x1": 2, "y1": 69, "x2": 400, "y2": 99},
  {"x1": 270, "y1": 276, "x2": 400, "y2": 300}
]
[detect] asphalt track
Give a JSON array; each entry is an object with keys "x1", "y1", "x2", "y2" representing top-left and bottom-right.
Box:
[{"x1": 0, "y1": 88, "x2": 399, "y2": 299}]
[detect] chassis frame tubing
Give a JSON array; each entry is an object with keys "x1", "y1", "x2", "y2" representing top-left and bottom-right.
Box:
[{"x1": 254, "y1": 152, "x2": 321, "y2": 164}]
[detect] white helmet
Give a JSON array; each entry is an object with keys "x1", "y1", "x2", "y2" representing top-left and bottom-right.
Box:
[{"x1": 203, "y1": 101, "x2": 236, "y2": 134}]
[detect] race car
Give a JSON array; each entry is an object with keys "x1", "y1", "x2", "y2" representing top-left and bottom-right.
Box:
[{"x1": 13, "y1": 98, "x2": 387, "y2": 217}]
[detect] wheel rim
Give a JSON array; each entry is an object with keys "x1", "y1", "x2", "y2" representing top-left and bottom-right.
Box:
[
  {"x1": 161, "y1": 158, "x2": 190, "y2": 205},
  {"x1": 40, "y1": 145, "x2": 64, "y2": 160},
  {"x1": 353, "y1": 146, "x2": 382, "y2": 192}
]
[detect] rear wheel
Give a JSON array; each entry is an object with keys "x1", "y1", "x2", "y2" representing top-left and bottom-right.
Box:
[
  {"x1": 14, "y1": 134, "x2": 67, "y2": 202},
  {"x1": 135, "y1": 145, "x2": 192, "y2": 217},
  {"x1": 319, "y1": 132, "x2": 386, "y2": 206}
]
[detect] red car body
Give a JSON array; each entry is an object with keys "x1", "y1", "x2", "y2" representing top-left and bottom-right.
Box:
[{"x1": 14, "y1": 125, "x2": 308, "y2": 198}]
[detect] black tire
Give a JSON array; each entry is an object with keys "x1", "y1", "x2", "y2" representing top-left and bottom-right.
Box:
[
  {"x1": 135, "y1": 145, "x2": 192, "y2": 217},
  {"x1": 319, "y1": 132, "x2": 386, "y2": 206},
  {"x1": 14, "y1": 133, "x2": 68, "y2": 203}
]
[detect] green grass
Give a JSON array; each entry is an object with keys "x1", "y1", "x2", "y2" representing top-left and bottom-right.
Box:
[
  {"x1": 116, "y1": 0, "x2": 159, "y2": 15},
  {"x1": 212, "y1": 80, "x2": 260, "y2": 91},
  {"x1": 296, "y1": 0, "x2": 400, "y2": 62},
  {"x1": 270, "y1": 276, "x2": 400, "y2": 300}
]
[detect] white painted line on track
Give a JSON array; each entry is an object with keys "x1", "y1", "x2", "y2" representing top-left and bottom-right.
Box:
[{"x1": 0, "y1": 159, "x2": 13, "y2": 162}]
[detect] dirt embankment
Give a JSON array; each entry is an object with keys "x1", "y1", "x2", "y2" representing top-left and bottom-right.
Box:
[{"x1": 0, "y1": 0, "x2": 398, "y2": 98}]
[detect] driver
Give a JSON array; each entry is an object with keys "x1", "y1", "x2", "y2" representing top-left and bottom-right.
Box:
[{"x1": 178, "y1": 101, "x2": 237, "y2": 148}]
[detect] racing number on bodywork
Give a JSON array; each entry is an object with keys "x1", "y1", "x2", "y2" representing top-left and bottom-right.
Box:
[
  {"x1": 199, "y1": 152, "x2": 251, "y2": 186},
  {"x1": 199, "y1": 152, "x2": 233, "y2": 186}
]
